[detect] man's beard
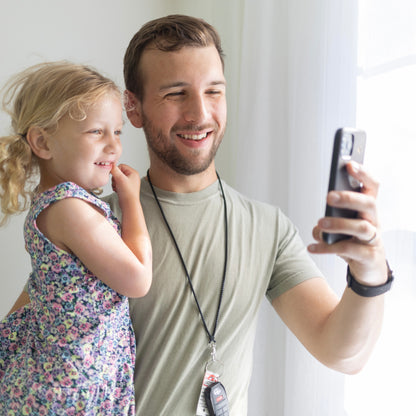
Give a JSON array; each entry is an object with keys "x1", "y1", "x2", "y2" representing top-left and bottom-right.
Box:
[{"x1": 142, "y1": 115, "x2": 225, "y2": 176}]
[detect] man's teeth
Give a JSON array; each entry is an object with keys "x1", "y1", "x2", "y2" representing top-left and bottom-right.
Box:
[
  {"x1": 96, "y1": 162, "x2": 112, "y2": 166},
  {"x1": 179, "y1": 133, "x2": 208, "y2": 141}
]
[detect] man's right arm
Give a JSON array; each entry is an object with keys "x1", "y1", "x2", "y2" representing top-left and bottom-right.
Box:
[{"x1": 7, "y1": 290, "x2": 30, "y2": 316}]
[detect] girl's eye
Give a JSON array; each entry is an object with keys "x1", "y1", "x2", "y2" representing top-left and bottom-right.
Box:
[
  {"x1": 115, "y1": 130, "x2": 122, "y2": 136},
  {"x1": 89, "y1": 129, "x2": 102, "y2": 135}
]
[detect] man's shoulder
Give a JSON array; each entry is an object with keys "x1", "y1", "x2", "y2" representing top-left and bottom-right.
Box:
[
  {"x1": 223, "y1": 182, "x2": 280, "y2": 215},
  {"x1": 101, "y1": 192, "x2": 117, "y2": 203}
]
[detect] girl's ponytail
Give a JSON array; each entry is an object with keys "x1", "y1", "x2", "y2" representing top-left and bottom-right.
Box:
[{"x1": 0, "y1": 133, "x2": 36, "y2": 225}]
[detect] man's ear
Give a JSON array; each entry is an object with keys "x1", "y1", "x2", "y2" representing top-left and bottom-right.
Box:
[
  {"x1": 26, "y1": 126, "x2": 52, "y2": 160},
  {"x1": 124, "y1": 90, "x2": 143, "y2": 128}
]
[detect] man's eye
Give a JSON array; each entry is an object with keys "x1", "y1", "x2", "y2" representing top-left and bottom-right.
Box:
[
  {"x1": 206, "y1": 90, "x2": 222, "y2": 95},
  {"x1": 166, "y1": 91, "x2": 184, "y2": 98},
  {"x1": 89, "y1": 129, "x2": 102, "y2": 134},
  {"x1": 114, "y1": 130, "x2": 122, "y2": 136}
]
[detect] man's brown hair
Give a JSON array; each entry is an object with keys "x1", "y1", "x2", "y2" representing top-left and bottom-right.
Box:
[{"x1": 123, "y1": 14, "x2": 225, "y2": 101}]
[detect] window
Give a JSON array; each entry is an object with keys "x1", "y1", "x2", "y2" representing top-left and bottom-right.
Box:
[{"x1": 345, "y1": 1, "x2": 416, "y2": 414}]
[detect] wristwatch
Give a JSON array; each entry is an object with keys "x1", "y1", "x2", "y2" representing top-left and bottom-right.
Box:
[{"x1": 346, "y1": 262, "x2": 394, "y2": 297}]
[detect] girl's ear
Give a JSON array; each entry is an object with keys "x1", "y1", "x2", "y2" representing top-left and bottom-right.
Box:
[
  {"x1": 26, "y1": 126, "x2": 52, "y2": 160},
  {"x1": 124, "y1": 90, "x2": 143, "y2": 128}
]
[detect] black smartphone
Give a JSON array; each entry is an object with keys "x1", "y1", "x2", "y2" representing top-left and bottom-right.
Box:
[{"x1": 323, "y1": 128, "x2": 366, "y2": 244}]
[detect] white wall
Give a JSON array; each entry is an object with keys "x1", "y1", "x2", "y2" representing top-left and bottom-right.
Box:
[{"x1": 0, "y1": 0, "x2": 166, "y2": 315}]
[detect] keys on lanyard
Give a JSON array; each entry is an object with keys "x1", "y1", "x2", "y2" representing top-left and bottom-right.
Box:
[
  {"x1": 204, "y1": 382, "x2": 229, "y2": 416},
  {"x1": 196, "y1": 341, "x2": 229, "y2": 416}
]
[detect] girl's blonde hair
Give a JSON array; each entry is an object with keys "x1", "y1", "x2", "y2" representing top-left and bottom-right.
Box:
[{"x1": 0, "y1": 61, "x2": 120, "y2": 225}]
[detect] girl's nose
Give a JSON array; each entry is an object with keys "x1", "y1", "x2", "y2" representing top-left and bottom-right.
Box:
[{"x1": 104, "y1": 132, "x2": 121, "y2": 154}]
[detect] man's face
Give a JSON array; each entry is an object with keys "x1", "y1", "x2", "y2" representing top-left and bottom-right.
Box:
[{"x1": 132, "y1": 45, "x2": 227, "y2": 176}]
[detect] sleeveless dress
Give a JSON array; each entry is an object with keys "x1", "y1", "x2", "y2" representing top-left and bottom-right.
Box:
[{"x1": 0, "y1": 182, "x2": 135, "y2": 415}]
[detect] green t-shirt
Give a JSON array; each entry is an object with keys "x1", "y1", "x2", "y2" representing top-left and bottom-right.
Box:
[{"x1": 104, "y1": 178, "x2": 323, "y2": 415}]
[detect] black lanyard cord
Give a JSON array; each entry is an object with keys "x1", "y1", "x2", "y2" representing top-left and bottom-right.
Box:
[{"x1": 147, "y1": 170, "x2": 228, "y2": 345}]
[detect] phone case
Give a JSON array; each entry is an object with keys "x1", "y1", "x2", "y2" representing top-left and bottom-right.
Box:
[{"x1": 323, "y1": 128, "x2": 366, "y2": 244}]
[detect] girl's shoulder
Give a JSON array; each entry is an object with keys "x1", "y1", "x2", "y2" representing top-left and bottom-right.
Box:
[
  {"x1": 31, "y1": 182, "x2": 111, "y2": 219},
  {"x1": 25, "y1": 182, "x2": 120, "y2": 254}
]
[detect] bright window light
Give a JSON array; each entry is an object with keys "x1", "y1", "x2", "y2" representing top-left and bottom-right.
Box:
[{"x1": 344, "y1": 1, "x2": 416, "y2": 415}]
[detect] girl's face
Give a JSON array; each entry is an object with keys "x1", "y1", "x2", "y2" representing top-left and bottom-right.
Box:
[{"x1": 40, "y1": 94, "x2": 123, "y2": 192}]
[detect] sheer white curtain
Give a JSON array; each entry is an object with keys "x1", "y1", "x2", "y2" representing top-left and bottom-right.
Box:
[
  {"x1": 213, "y1": 1, "x2": 358, "y2": 414},
  {"x1": 345, "y1": 1, "x2": 416, "y2": 414}
]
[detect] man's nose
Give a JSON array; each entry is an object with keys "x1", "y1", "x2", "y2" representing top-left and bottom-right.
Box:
[{"x1": 183, "y1": 93, "x2": 208, "y2": 123}]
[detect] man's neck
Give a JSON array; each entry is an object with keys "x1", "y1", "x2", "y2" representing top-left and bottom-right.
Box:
[{"x1": 146, "y1": 163, "x2": 218, "y2": 193}]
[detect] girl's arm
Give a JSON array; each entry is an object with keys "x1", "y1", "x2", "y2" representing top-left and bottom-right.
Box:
[
  {"x1": 36, "y1": 166, "x2": 152, "y2": 298},
  {"x1": 110, "y1": 164, "x2": 152, "y2": 268}
]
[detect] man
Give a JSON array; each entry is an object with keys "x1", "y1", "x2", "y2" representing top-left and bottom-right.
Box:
[{"x1": 11, "y1": 15, "x2": 390, "y2": 415}]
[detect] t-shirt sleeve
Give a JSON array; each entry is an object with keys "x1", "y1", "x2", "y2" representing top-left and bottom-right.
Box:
[{"x1": 266, "y1": 209, "x2": 324, "y2": 302}]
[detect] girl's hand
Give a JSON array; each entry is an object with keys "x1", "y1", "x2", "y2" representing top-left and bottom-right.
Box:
[{"x1": 111, "y1": 164, "x2": 141, "y2": 209}]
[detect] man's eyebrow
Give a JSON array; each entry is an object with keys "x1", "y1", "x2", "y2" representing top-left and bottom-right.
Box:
[
  {"x1": 159, "y1": 80, "x2": 226, "y2": 91},
  {"x1": 159, "y1": 82, "x2": 188, "y2": 91},
  {"x1": 209, "y1": 80, "x2": 226, "y2": 87}
]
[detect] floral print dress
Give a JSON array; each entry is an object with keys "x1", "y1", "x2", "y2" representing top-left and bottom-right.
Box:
[{"x1": 0, "y1": 182, "x2": 135, "y2": 415}]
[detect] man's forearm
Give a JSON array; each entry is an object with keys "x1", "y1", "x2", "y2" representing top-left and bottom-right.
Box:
[{"x1": 320, "y1": 287, "x2": 385, "y2": 374}]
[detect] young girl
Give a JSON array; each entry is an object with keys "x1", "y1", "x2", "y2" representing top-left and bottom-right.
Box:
[{"x1": 0, "y1": 62, "x2": 152, "y2": 415}]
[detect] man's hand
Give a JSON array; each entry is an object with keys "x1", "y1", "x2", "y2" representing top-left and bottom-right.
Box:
[{"x1": 308, "y1": 161, "x2": 388, "y2": 286}]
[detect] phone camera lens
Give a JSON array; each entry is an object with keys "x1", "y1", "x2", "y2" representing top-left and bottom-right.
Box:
[{"x1": 340, "y1": 133, "x2": 354, "y2": 157}]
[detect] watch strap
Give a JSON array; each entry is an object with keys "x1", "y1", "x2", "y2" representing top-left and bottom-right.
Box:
[{"x1": 347, "y1": 262, "x2": 394, "y2": 297}]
